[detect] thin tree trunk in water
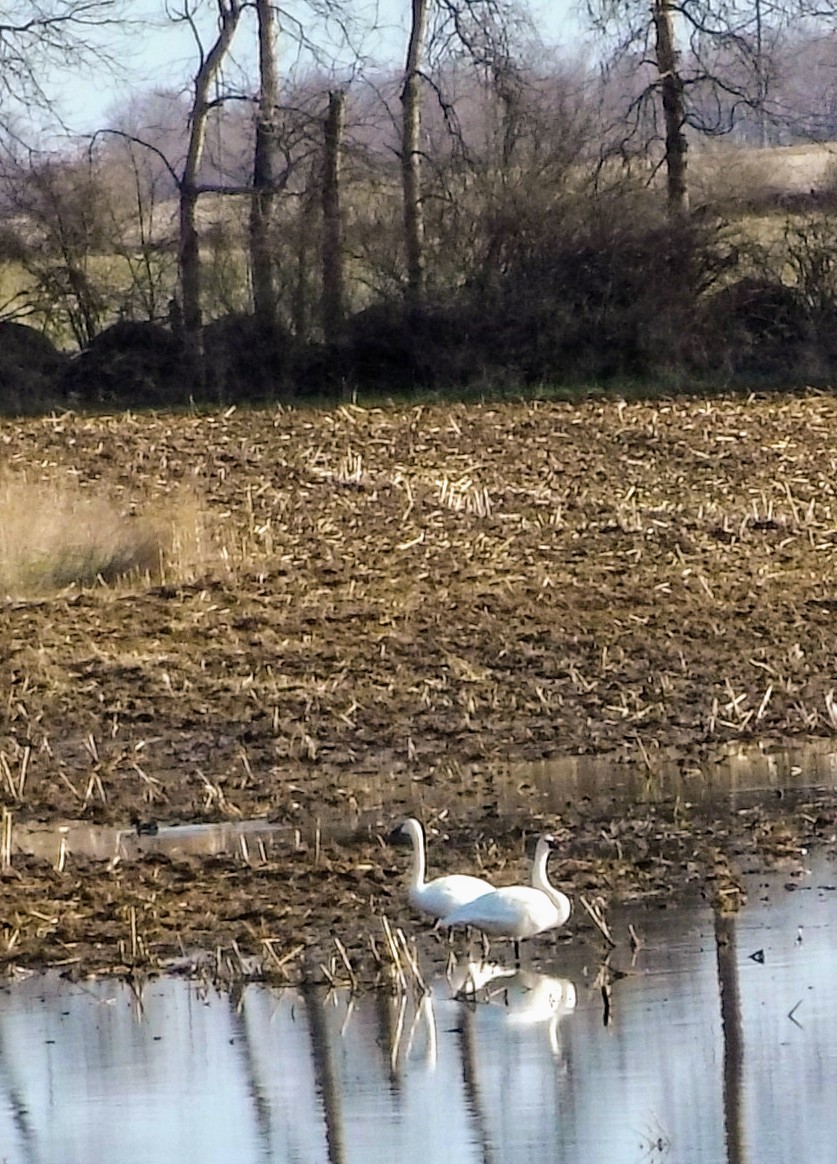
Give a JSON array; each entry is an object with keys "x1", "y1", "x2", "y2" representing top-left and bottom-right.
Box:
[
  {"x1": 401, "y1": 0, "x2": 428, "y2": 311},
  {"x1": 179, "y1": 0, "x2": 243, "y2": 380},
  {"x1": 653, "y1": 0, "x2": 689, "y2": 218},
  {"x1": 322, "y1": 89, "x2": 346, "y2": 338},
  {"x1": 250, "y1": 0, "x2": 280, "y2": 326}
]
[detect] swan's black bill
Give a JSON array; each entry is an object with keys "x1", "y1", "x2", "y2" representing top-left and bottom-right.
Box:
[{"x1": 387, "y1": 822, "x2": 413, "y2": 847}]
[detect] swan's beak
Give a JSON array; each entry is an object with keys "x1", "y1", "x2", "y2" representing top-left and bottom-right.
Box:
[{"x1": 387, "y1": 825, "x2": 410, "y2": 846}]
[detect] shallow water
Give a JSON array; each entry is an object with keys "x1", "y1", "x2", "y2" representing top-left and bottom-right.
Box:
[
  {"x1": 509, "y1": 736, "x2": 837, "y2": 811},
  {"x1": 11, "y1": 737, "x2": 837, "y2": 864},
  {"x1": 1, "y1": 851, "x2": 835, "y2": 1164}
]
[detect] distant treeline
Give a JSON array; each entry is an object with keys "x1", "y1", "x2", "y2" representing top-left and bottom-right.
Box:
[
  {"x1": 4, "y1": 10, "x2": 837, "y2": 413},
  {"x1": 3, "y1": 188, "x2": 837, "y2": 413}
]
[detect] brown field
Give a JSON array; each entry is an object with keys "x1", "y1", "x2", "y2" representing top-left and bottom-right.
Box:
[{"x1": 1, "y1": 392, "x2": 836, "y2": 984}]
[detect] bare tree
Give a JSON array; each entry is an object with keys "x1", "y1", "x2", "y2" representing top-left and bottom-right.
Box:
[
  {"x1": 322, "y1": 89, "x2": 346, "y2": 336},
  {"x1": 177, "y1": 0, "x2": 244, "y2": 372},
  {"x1": 399, "y1": 0, "x2": 523, "y2": 307},
  {"x1": 98, "y1": 135, "x2": 179, "y2": 323},
  {"x1": 587, "y1": 0, "x2": 690, "y2": 215},
  {"x1": 402, "y1": 0, "x2": 430, "y2": 311},
  {"x1": 250, "y1": 0, "x2": 280, "y2": 327},
  {"x1": 0, "y1": 151, "x2": 110, "y2": 345},
  {"x1": 654, "y1": 0, "x2": 689, "y2": 216},
  {"x1": 587, "y1": 1, "x2": 822, "y2": 209}
]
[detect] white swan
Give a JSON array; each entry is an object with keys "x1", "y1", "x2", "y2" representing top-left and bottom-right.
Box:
[
  {"x1": 439, "y1": 833, "x2": 571, "y2": 964},
  {"x1": 389, "y1": 818, "x2": 494, "y2": 921}
]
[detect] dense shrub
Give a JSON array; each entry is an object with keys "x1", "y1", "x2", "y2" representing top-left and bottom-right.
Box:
[
  {"x1": 203, "y1": 313, "x2": 296, "y2": 401},
  {"x1": 0, "y1": 321, "x2": 68, "y2": 412},
  {"x1": 701, "y1": 277, "x2": 809, "y2": 376},
  {"x1": 59, "y1": 320, "x2": 191, "y2": 408},
  {"x1": 8, "y1": 190, "x2": 837, "y2": 410},
  {"x1": 302, "y1": 207, "x2": 734, "y2": 390},
  {"x1": 325, "y1": 301, "x2": 480, "y2": 392},
  {"x1": 466, "y1": 206, "x2": 734, "y2": 384}
]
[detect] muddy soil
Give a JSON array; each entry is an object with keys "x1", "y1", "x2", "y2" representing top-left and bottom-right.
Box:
[{"x1": 1, "y1": 393, "x2": 836, "y2": 983}]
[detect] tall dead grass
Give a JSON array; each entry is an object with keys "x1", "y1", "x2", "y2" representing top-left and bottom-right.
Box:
[{"x1": 0, "y1": 472, "x2": 209, "y2": 594}]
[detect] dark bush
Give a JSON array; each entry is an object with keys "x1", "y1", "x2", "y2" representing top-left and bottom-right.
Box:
[
  {"x1": 59, "y1": 320, "x2": 190, "y2": 408},
  {"x1": 333, "y1": 301, "x2": 479, "y2": 392},
  {"x1": 299, "y1": 209, "x2": 737, "y2": 395},
  {"x1": 701, "y1": 277, "x2": 809, "y2": 375},
  {"x1": 0, "y1": 321, "x2": 68, "y2": 412},
  {"x1": 203, "y1": 313, "x2": 295, "y2": 402},
  {"x1": 462, "y1": 209, "x2": 728, "y2": 384}
]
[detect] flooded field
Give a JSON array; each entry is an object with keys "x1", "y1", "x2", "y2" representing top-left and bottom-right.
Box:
[
  {"x1": 1, "y1": 738, "x2": 836, "y2": 982},
  {"x1": 1, "y1": 396, "x2": 837, "y2": 982},
  {"x1": 1, "y1": 392, "x2": 836, "y2": 1164},
  {"x1": 1, "y1": 852, "x2": 834, "y2": 1164}
]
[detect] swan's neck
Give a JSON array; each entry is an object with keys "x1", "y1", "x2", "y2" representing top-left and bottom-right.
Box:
[
  {"x1": 531, "y1": 843, "x2": 571, "y2": 921},
  {"x1": 531, "y1": 844, "x2": 552, "y2": 894},
  {"x1": 408, "y1": 825, "x2": 427, "y2": 889}
]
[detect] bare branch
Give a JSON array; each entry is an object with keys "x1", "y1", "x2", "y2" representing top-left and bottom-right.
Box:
[{"x1": 0, "y1": 1, "x2": 133, "y2": 139}]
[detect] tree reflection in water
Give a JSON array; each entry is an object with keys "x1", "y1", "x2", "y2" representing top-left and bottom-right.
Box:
[{"x1": 1, "y1": 861, "x2": 836, "y2": 1164}]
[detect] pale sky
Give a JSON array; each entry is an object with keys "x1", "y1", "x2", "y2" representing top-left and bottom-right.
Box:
[{"x1": 53, "y1": 0, "x2": 587, "y2": 136}]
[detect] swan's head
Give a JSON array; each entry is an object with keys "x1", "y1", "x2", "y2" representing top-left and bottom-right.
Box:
[
  {"x1": 535, "y1": 830, "x2": 572, "y2": 854},
  {"x1": 387, "y1": 818, "x2": 423, "y2": 848},
  {"x1": 529, "y1": 832, "x2": 560, "y2": 858}
]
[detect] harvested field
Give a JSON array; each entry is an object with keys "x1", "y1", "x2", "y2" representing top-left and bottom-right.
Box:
[{"x1": 1, "y1": 392, "x2": 836, "y2": 983}]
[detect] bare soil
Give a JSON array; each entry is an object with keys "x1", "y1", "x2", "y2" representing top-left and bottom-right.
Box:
[{"x1": 1, "y1": 393, "x2": 836, "y2": 984}]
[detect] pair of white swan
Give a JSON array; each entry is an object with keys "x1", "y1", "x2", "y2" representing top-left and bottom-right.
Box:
[{"x1": 389, "y1": 818, "x2": 571, "y2": 963}]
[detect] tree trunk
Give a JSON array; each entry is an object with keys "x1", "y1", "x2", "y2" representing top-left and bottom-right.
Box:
[
  {"x1": 178, "y1": 187, "x2": 201, "y2": 356},
  {"x1": 292, "y1": 171, "x2": 317, "y2": 340},
  {"x1": 321, "y1": 89, "x2": 346, "y2": 338},
  {"x1": 653, "y1": 0, "x2": 689, "y2": 218},
  {"x1": 754, "y1": 0, "x2": 768, "y2": 148},
  {"x1": 401, "y1": 0, "x2": 428, "y2": 311},
  {"x1": 178, "y1": 0, "x2": 243, "y2": 377},
  {"x1": 249, "y1": 0, "x2": 280, "y2": 326}
]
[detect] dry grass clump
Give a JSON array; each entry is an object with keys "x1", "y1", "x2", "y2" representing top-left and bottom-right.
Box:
[{"x1": 0, "y1": 471, "x2": 206, "y2": 593}]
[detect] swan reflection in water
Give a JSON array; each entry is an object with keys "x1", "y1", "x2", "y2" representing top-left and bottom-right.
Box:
[
  {"x1": 449, "y1": 961, "x2": 577, "y2": 1057},
  {"x1": 384, "y1": 962, "x2": 577, "y2": 1075}
]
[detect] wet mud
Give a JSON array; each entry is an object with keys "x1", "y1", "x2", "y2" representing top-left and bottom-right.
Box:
[{"x1": 1, "y1": 394, "x2": 837, "y2": 981}]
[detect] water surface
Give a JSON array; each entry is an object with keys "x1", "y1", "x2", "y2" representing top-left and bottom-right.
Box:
[{"x1": 1, "y1": 851, "x2": 834, "y2": 1164}]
